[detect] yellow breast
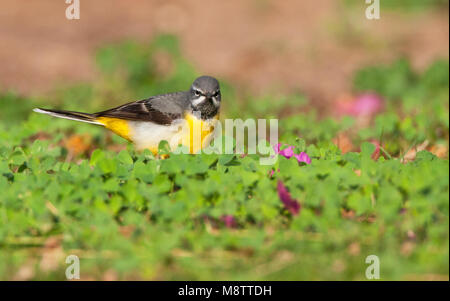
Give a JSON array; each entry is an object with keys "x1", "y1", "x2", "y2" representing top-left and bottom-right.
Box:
[{"x1": 183, "y1": 113, "x2": 218, "y2": 154}]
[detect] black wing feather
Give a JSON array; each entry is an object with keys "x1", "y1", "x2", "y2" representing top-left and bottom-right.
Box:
[{"x1": 94, "y1": 99, "x2": 181, "y2": 125}]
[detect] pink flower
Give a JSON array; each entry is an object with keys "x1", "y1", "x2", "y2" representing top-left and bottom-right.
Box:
[
  {"x1": 279, "y1": 146, "x2": 294, "y2": 159},
  {"x1": 220, "y1": 215, "x2": 237, "y2": 228},
  {"x1": 336, "y1": 93, "x2": 384, "y2": 117},
  {"x1": 274, "y1": 143, "x2": 308, "y2": 162},
  {"x1": 352, "y1": 93, "x2": 384, "y2": 116},
  {"x1": 294, "y1": 152, "x2": 311, "y2": 164},
  {"x1": 277, "y1": 181, "x2": 300, "y2": 216},
  {"x1": 274, "y1": 143, "x2": 294, "y2": 159},
  {"x1": 272, "y1": 143, "x2": 312, "y2": 170}
]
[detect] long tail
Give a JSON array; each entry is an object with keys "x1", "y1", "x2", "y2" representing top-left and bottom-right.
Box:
[{"x1": 33, "y1": 108, "x2": 103, "y2": 125}]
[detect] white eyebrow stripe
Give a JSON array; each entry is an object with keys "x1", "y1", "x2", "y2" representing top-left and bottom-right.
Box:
[
  {"x1": 191, "y1": 96, "x2": 206, "y2": 106},
  {"x1": 211, "y1": 96, "x2": 219, "y2": 107},
  {"x1": 191, "y1": 86, "x2": 203, "y2": 93}
]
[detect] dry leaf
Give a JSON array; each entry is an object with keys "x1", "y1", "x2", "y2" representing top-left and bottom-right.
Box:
[
  {"x1": 341, "y1": 208, "x2": 355, "y2": 219},
  {"x1": 64, "y1": 134, "x2": 92, "y2": 156},
  {"x1": 402, "y1": 140, "x2": 429, "y2": 163},
  {"x1": 332, "y1": 132, "x2": 354, "y2": 154},
  {"x1": 429, "y1": 144, "x2": 448, "y2": 158}
]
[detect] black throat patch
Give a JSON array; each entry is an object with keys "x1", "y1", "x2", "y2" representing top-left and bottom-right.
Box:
[{"x1": 193, "y1": 99, "x2": 219, "y2": 120}]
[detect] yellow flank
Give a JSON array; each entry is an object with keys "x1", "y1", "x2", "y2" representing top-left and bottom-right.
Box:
[
  {"x1": 96, "y1": 117, "x2": 132, "y2": 142},
  {"x1": 184, "y1": 113, "x2": 218, "y2": 154}
]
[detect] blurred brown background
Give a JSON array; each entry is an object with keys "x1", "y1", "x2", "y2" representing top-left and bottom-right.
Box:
[{"x1": 0, "y1": 0, "x2": 448, "y2": 100}]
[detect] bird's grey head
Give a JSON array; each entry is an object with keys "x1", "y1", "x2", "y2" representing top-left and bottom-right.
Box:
[{"x1": 189, "y1": 76, "x2": 221, "y2": 118}]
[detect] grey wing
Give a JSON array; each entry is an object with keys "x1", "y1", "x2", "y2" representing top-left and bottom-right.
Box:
[{"x1": 94, "y1": 92, "x2": 190, "y2": 125}]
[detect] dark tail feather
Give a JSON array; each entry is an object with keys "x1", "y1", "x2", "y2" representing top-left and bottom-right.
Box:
[{"x1": 33, "y1": 108, "x2": 102, "y2": 125}]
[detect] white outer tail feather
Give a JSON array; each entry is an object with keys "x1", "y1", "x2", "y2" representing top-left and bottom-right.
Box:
[{"x1": 33, "y1": 108, "x2": 103, "y2": 125}]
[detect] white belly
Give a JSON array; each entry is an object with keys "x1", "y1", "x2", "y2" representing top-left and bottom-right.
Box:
[
  {"x1": 128, "y1": 117, "x2": 218, "y2": 154},
  {"x1": 128, "y1": 120, "x2": 185, "y2": 151}
]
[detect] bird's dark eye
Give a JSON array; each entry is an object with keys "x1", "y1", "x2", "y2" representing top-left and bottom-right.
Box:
[
  {"x1": 213, "y1": 91, "x2": 219, "y2": 97},
  {"x1": 194, "y1": 90, "x2": 202, "y2": 97}
]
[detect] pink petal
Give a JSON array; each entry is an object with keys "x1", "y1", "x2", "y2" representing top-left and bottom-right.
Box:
[
  {"x1": 279, "y1": 146, "x2": 295, "y2": 159},
  {"x1": 220, "y1": 215, "x2": 237, "y2": 228},
  {"x1": 335, "y1": 93, "x2": 384, "y2": 118},
  {"x1": 352, "y1": 93, "x2": 384, "y2": 117},
  {"x1": 277, "y1": 181, "x2": 300, "y2": 216},
  {"x1": 294, "y1": 152, "x2": 312, "y2": 164}
]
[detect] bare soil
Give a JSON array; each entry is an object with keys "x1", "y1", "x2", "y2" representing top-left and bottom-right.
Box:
[{"x1": 0, "y1": 0, "x2": 448, "y2": 102}]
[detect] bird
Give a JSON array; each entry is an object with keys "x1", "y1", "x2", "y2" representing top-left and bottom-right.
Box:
[{"x1": 33, "y1": 75, "x2": 221, "y2": 155}]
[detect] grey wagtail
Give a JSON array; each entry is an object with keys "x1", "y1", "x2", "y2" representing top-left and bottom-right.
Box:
[{"x1": 33, "y1": 76, "x2": 221, "y2": 154}]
